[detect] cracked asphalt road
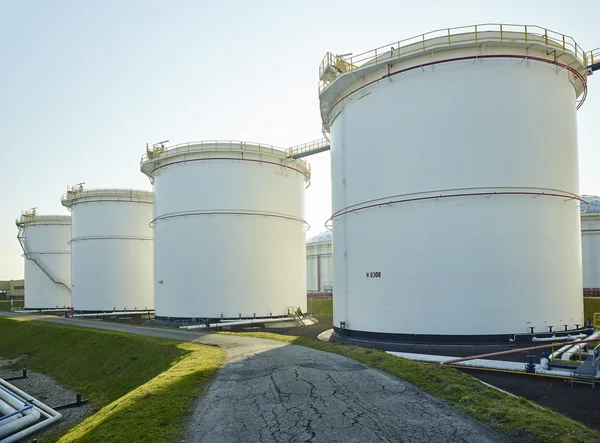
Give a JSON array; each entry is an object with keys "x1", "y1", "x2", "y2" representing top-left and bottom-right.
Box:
[
  {"x1": 183, "y1": 338, "x2": 504, "y2": 443},
  {"x1": 0, "y1": 313, "x2": 504, "y2": 442}
]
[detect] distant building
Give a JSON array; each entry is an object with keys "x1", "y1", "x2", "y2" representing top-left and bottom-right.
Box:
[{"x1": 0, "y1": 280, "x2": 25, "y2": 300}]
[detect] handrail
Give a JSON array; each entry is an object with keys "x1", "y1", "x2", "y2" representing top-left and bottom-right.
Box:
[
  {"x1": 319, "y1": 23, "x2": 592, "y2": 92},
  {"x1": 588, "y1": 47, "x2": 600, "y2": 67},
  {"x1": 16, "y1": 226, "x2": 70, "y2": 293},
  {"x1": 61, "y1": 188, "x2": 153, "y2": 204},
  {"x1": 141, "y1": 140, "x2": 311, "y2": 175}
]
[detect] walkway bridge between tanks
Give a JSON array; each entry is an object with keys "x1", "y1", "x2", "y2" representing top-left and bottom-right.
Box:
[
  {"x1": 286, "y1": 138, "x2": 330, "y2": 159},
  {"x1": 15, "y1": 211, "x2": 71, "y2": 293}
]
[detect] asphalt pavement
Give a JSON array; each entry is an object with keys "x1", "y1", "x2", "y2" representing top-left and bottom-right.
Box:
[{"x1": 1, "y1": 312, "x2": 504, "y2": 442}]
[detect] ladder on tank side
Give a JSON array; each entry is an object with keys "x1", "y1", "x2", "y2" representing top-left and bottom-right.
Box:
[{"x1": 16, "y1": 225, "x2": 71, "y2": 293}]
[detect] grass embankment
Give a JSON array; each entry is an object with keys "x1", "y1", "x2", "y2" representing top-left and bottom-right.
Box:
[
  {"x1": 0, "y1": 300, "x2": 24, "y2": 311},
  {"x1": 306, "y1": 298, "x2": 332, "y2": 318},
  {"x1": 0, "y1": 318, "x2": 224, "y2": 442},
  {"x1": 220, "y1": 330, "x2": 600, "y2": 443},
  {"x1": 584, "y1": 297, "x2": 600, "y2": 324}
]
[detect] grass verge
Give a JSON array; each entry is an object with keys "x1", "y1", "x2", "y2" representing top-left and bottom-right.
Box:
[
  {"x1": 0, "y1": 300, "x2": 24, "y2": 311},
  {"x1": 306, "y1": 298, "x2": 332, "y2": 318},
  {"x1": 219, "y1": 331, "x2": 600, "y2": 443},
  {"x1": 0, "y1": 318, "x2": 224, "y2": 442},
  {"x1": 584, "y1": 297, "x2": 600, "y2": 324}
]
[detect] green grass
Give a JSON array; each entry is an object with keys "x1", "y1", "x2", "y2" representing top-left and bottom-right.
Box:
[
  {"x1": 0, "y1": 318, "x2": 225, "y2": 442},
  {"x1": 219, "y1": 331, "x2": 600, "y2": 443},
  {"x1": 0, "y1": 300, "x2": 24, "y2": 311},
  {"x1": 306, "y1": 298, "x2": 332, "y2": 318},
  {"x1": 584, "y1": 297, "x2": 600, "y2": 324}
]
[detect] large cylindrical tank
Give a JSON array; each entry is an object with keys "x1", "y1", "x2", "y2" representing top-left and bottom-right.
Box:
[
  {"x1": 581, "y1": 195, "x2": 600, "y2": 296},
  {"x1": 61, "y1": 188, "x2": 154, "y2": 311},
  {"x1": 306, "y1": 231, "x2": 333, "y2": 294},
  {"x1": 319, "y1": 24, "x2": 592, "y2": 343},
  {"x1": 141, "y1": 141, "x2": 311, "y2": 320},
  {"x1": 16, "y1": 211, "x2": 71, "y2": 309}
]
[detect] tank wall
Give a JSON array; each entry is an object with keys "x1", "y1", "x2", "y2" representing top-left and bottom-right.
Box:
[
  {"x1": 70, "y1": 201, "x2": 153, "y2": 311},
  {"x1": 23, "y1": 223, "x2": 71, "y2": 309},
  {"x1": 306, "y1": 244, "x2": 333, "y2": 292},
  {"x1": 153, "y1": 159, "x2": 305, "y2": 217},
  {"x1": 582, "y1": 215, "x2": 600, "y2": 288},
  {"x1": 153, "y1": 157, "x2": 307, "y2": 318},
  {"x1": 154, "y1": 215, "x2": 306, "y2": 318},
  {"x1": 331, "y1": 60, "x2": 579, "y2": 215},
  {"x1": 331, "y1": 56, "x2": 583, "y2": 337}
]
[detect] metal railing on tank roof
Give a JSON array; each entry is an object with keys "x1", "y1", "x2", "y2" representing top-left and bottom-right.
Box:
[
  {"x1": 319, "y1": 23, "x2": 594, "y2": 92},
  {"x1": 141, "y1": 140, "x2": 311, "y2": 174},
  {"x1": 61, "y1": 188, "x2": 152, "y2": 203}
]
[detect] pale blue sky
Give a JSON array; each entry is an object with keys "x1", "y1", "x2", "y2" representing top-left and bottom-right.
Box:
[{"x1": 1, "y1": 0, "x2": 599, "y2": 279}]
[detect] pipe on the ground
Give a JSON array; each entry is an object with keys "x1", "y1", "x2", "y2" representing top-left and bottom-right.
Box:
[
  {"x1": 562, "y1": 331, "x2": 600, "y2": 361},
  {"x1": 0, "y1": 408, "x2": 40, "y2": 439},
  {"x1": 0, "y1": 398, "x2": 21, "y2": 426},
  {"x1": 532, "y1": 334, "x2": 586, "y2": 343},
  {"x1": 0, "y1": 379, "x2": 62, "y2": 443},
  {"x1": 181, "y1": 316, "x2": 296, "y2": 330}
]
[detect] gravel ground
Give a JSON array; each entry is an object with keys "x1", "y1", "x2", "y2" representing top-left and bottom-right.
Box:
[{"x1": 0, "y1": 357, "x2": 92, "y2": 442}]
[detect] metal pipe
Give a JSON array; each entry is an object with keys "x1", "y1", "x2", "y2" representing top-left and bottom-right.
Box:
[
  {"x1": 0, "y1": 379, "x2": 62, "y2": 443},
  {"x1": 532, "y1": 333, "x2": 586, "y2": 342},
  {"x1": 562, "y1": 331, "x2": 600, "y2": 360},
  {"x1": 181, "y1": 316, "x2": 296, "y2": 330},
  {"x1": 71, "y1": 310, "x2": 154, "y2": 318},
  {"x1": 0, "y1": 399, "x2": 21, "y2": 426},
  {"x1": 442, "y1": 336, "x2": 600, "y2": 365},
  {"x1": 0, "y1": 408, "x2": 40, "y2": 439}
]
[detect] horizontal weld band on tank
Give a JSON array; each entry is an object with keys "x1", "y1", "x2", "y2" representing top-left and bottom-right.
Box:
[
  {"x1": 25, "y1": 252, "x2": 71, "y2": 255},
  {"x1": 150, "y1": 157, "x2": 310, "y2": 181},
  {"x1": 328, "y1": 191, "x2": 585, "y2": 221},
  {"x1": 326, "y1": 55, "x2": 588, "y2": 124},
  {"x1": 70, "y1": 236, "x2": 153, "y2": 242},
  {"x1": 150, "y1": 210, "x2": 308, "y2": 227},
  {"x1": 65, "y1": 199, "x2": 153, "y2": 206}
]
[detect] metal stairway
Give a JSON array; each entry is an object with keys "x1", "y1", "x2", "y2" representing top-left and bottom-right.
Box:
[{"x1": 16, "y1": 223, "x2": 71, "y2": 293}]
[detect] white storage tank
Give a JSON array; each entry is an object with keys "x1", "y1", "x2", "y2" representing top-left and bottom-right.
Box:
[
  {"x1": 61, "y1": 186, "x2": 154, "y2": 312},
  {"x1": 319, "y1": 24, "x2": 593, "y2": 343},
  {"x1": 141, "y1": 141, "x2": 310, "y2": 320},
  {"x1": 307, "y1": 231, "x2": 333, "y2": 294},
  {"x1": 581, "y1": 195, "x2": 600, "y2": 296},
  {"x1": 16, "y1": 210, "x2": 72, "y2": 309}
]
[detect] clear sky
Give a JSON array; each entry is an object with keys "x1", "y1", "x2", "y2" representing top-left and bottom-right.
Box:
[{"x1": 1, "y1": 0, "x2": 599, "y2": 279}]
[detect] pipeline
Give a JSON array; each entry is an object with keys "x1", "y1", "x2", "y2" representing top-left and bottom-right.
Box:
[
  {"x1": 181, "y1": 316, "x2": 297, "y2": 330},
  {"x1": 441, "y1": 335, "x2": 600, "y2": 366},
  {"x1": 0, "y1": 378, "x2": 62, "y2": 443},
  {"x1": 561, "y1": 331, "x2": 600, "y2": 360},
  {"x1": 532, "y1": 333, "x2": 586, "y2": 343}
]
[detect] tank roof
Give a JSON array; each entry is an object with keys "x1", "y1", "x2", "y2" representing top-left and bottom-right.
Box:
[
  {"x1": 319, "y1": 23, "x2": 593, "y2": 131},
  {"x1": 61, "y1": 187, "x2": 153, "y2": 208},
  {"x1": 582, "y1": 195, "x2": 600, "y2": 214},
  {"x1": 15, "y1": 212, "x2": 71, "y2": 227},
  {"x1": 140, "y1": 140, "x2": 311, "y2": 182},
  {"x1": 307, "y1": 231, "x2": 332, "y2": 245}
]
